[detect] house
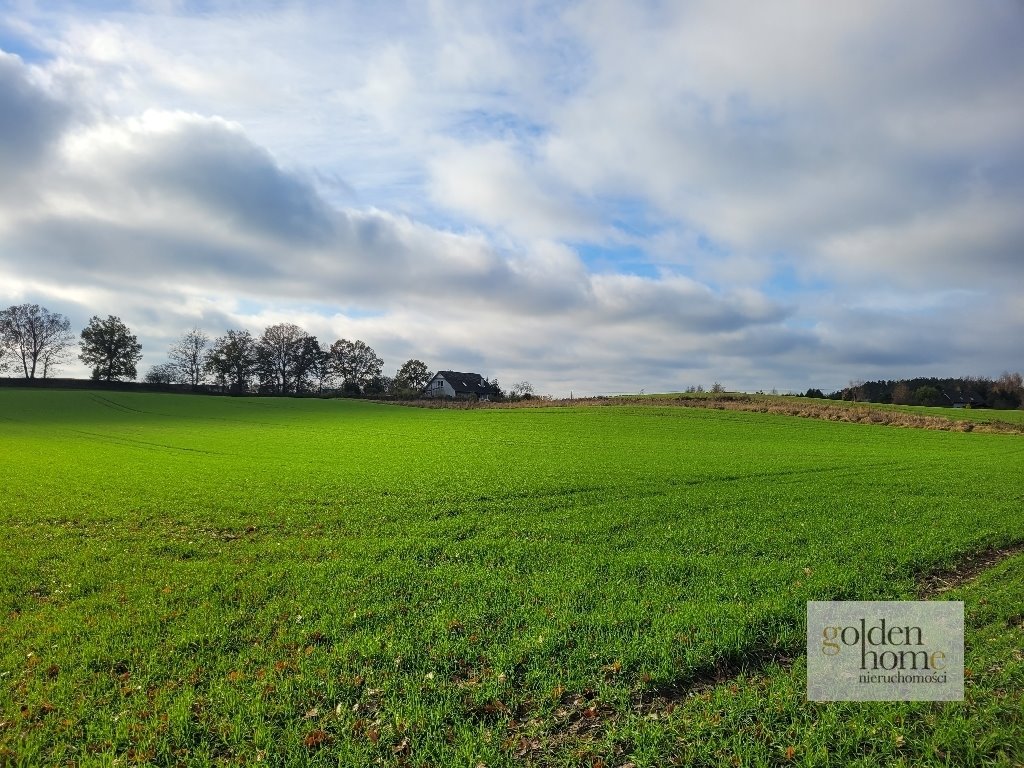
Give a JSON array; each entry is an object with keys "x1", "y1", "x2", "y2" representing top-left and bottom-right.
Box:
[
  {"x1": 942, "y1": 389, "x2": 985, "y2": 408},
  {"x1": 423, "y1": 371, "x2": 497, "y2": 399}
]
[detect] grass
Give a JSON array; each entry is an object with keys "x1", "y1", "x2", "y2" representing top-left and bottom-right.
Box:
[
  {"x1": 1, "y1": 388, "x2": 1022, "y2": 766},
  {"x1": 412, "y1": 391, "x2": 1024, "y2": 432},
  {"x1": 620, "y1": 392, "x2": 1024, "y2": 428}
]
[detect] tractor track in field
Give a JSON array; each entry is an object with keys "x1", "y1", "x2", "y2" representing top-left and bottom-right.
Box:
[
  {"x1": 89, "y1": 393, "x2": 152, "y2": 414},
  {"x1": 916, "y1": 541, "x2": 1024, "y2": 598},
  {"x1": 501, "y1": 540, "x2": 1024, "y2": 761},
  {"x1": 61, "y1": 426, "x2": 225, "y2": 455}
]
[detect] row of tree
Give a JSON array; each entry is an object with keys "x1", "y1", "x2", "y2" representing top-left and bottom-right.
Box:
[
  {"x1": 151, "y1": 325, "x2": 434, "y2": 396},
  {"x1": 821, "y1": 374, "x2": 1024, "y2": 409},
  {"x1": 0, "y1": 304, "x2": 435, "y2": 396}
]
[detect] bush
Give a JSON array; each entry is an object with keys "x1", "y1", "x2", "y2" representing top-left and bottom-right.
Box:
[{"x1": 914, "y1": 385, "x2": 943, "y2": 406}]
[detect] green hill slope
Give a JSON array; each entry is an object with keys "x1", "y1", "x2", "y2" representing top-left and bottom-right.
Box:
[{"x1": 1, "y1": 389, "x2": 1021, "y2": 765}]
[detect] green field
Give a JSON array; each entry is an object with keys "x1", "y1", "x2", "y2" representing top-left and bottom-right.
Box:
[
  {"x1": 797, "y1": 397, "x2": 1024, "y2": 426},
  {"x1": 626, "y1": 391, "x2": 1024, "y2": 427},
  {"x1": 1, "y1": 389, "x2": 1022, "y2": 766}
]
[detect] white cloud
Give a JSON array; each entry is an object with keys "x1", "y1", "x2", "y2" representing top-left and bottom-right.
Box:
[
  {"x1": 428, "y1": 139, "x2": 601, "y2": 241},
  {"x1": 1, "y1": 1, "x2": 1022, "y2": 393}
]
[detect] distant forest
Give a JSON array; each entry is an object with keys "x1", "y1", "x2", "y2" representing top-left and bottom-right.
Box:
[{"x1": 807, "y1": 373, "x2": 1024, "y2": 410}]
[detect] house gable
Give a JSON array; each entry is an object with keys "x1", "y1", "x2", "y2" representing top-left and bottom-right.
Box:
[{"x1": 424, "y1": 370, "x2": 496, "y2": 398}]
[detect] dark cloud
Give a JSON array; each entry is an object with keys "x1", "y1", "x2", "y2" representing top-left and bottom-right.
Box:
[{"x1": 0, "y1": 52, "x2": 70, "y2": 187}]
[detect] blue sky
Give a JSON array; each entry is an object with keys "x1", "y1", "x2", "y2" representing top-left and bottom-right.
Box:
[{"x1": 1, "y1": 1, "x2": 1022, "y2": 395}]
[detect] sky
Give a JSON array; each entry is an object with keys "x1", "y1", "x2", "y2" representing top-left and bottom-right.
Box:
[{"x1": 1, "y1": 0, "x2": 1022, "y2": 396}]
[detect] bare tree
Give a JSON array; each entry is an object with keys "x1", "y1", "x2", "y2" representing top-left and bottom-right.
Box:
[
  {"x1": 891, "y1": 382, "x2": 913, "y2": 405},
  {"x1": 844, "y1": 380, "x2": 867, "y2": 402},
  {"x1": 510, "y1": 380, "x2": 534, "y2": 399},
  {"x1": 993, "y1": 371, "x2": 1023, "y2": 409},
  {"x1": 0, "y1": 325, "x2": 12, "y2": 374},
  {"x1": 168, "y1": 328, "x2": 210, "y2": 388},
  {"x1": 0, "y1": 303, "x2": 75, "y2": 379},
  {"x1": 256, "y1": 323, "x2": 315, "y2": 394}
]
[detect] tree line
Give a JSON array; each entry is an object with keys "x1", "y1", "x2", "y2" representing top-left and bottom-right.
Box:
[
  {"x1": 815, "y1": 374, "x2": 1024, "y2": 410},
  {"x1": 0, "y1": 303, "x2": 435, "y2": 396}
]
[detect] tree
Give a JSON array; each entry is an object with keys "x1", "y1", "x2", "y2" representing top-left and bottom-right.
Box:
[
  {"x1": 144, "y1": 363, "x2": 179, "y2": 385},
  {"x1": 394, "y1": 359, "x2": 432, "y2": 394},
  {"x1": 292, "y1": 335, "x2": 326, "y2": 394},
  {"x1": 168, "y1": 328, "x2": 210, "y2": 388},
  {"x1": 302, "y1": 338, "x2": 334, "y2": 394},
  {"x1": 364, "y1": 374, "x2": 395, "y2": 396},
  {"x1": 329, "y1": 339, "x2": 383, "y2": 393},
  {"x1": 79, "y1": 315, "x2": 143, "y2": 381},
  {"x1": 205, "y1": 329, "x2": 257, "y2": 394},
  {"x1": 913, "y1": 385, "x2": 943, "y2": 406},
  {"x1": 843, "y1": 380, "x2": 867, "y2": 402},
  {"x1": 255, "y1": 323, "x2": 316, "y2": 394},
  {"x1": 510, "y1": 380, "x2": 534, "y2": 399},
  {"x1": 0, "y1": 303, "x2": 75, "y2": 379},
  {"x1": 992, "y1": 371, "x2": 1023, "y2": 409},
  {"x1": 890, "y1": 382, "x2": 913, "y2": 405},
  {"x1": 485, "y1": 377, "x2": 504, "y2": 400}
]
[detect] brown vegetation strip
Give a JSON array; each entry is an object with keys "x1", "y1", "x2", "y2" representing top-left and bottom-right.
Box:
[
  {"x1": 916, "y1": 542, "x2": 1024, "y2": 598},
  {"x1": 391, "y1": 394, "x2": 1024, "y2": 434}
]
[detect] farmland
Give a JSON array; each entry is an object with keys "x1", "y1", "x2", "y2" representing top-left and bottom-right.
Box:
[{"x1": 1, "y1": 389, "x2": 1022, "y2": 766}]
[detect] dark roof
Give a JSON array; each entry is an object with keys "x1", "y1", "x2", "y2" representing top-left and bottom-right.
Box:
[
  {"x1": 435, "y1": 370, "x2": 495, "y2": 395},
  {"x1": 941, "y1": 388, "x2": 985, "y2": 405}
]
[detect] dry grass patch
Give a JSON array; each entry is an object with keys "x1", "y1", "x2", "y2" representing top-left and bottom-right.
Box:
[{"x1": 393, "y1": 394, "x2": 1024, "y2": 434}]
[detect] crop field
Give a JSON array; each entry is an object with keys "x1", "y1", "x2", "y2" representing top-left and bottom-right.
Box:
[
  {"x1": 1, "y1": 389, "x2": 1022, "y2": 766},
  {"x1": 622, "y1": 392, "x2": 1024, "y2": 428}
]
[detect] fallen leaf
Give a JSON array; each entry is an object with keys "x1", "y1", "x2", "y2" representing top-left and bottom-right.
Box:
[{"x1": 302, "y1": 729, "x2": 333, "y2": 749}]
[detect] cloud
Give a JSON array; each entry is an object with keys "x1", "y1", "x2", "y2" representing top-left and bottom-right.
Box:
[
  {"x1": 0, "y1": 60, "x2": 788, "y2": 390},
  {"x1": 0, "y1": 51, "x2": 70, "y2": 192},
  {"x1": 428, "y1": 139, "x2": 601, "y2": 241},
  {"x1": 517, "y1": 0, "x2": 1024, "y2": 289},
  {"x1": 65, "y1": 111, "x2": 336, "y2": 243},
  {"x1": 1, "y1": 1, "x2": 1023, "y2": 394}
]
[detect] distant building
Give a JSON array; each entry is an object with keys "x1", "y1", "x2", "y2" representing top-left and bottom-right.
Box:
[
  {"x1": 942, "y1": 389, "x2": 985, "y2": 408},
  {"x1": 423, "y1": 371, "x2": 497, "y2": 399}
]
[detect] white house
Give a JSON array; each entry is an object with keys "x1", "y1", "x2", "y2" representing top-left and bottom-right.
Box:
[{"x1": 423, "y1": 371, "x2": 497, "y2": 399}]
